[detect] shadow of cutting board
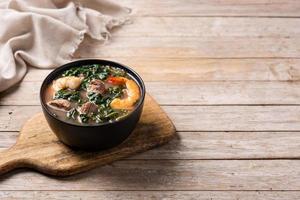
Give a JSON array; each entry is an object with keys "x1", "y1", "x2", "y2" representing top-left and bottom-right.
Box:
[{"x1": 0, "y1": 94, "x2": 175, "y2": 176}]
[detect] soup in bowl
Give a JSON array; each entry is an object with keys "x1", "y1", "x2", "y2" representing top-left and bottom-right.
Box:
[{"x1": 40, "y1": 59, "x2": 145, "y2": 150}]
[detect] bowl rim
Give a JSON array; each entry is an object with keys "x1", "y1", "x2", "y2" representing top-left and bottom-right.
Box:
[{"x1": 40, "y1": 59, "x2": 146, "y2": 127}]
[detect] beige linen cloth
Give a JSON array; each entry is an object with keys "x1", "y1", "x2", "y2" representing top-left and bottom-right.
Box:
[{"x1": 0, "y1": 0, "x2": 130, "y2": 92}]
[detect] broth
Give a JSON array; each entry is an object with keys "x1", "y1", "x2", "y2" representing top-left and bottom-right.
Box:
[{"x1": 44, "y1": 64, "x2": 141, "y2": 125}]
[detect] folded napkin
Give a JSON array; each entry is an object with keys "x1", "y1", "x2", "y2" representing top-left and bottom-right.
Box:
[{"x1": 0, "y1": 0, "x2": 130, "y2": 92}]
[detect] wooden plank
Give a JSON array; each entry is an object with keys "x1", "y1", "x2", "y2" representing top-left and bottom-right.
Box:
[
  {"x1": 3, "y1": 81, "x2": 300, "y2": 106},
  {"x1": 0, "y1": 106, "x2": 41, "y2": 132},
  {"x1": 164, "y1": 105, "x2": 300, "y2": 131},
  {"x1": 0, "y1": 160, "x2": 300, "y2": 190},
  {"x1": 84, "y1": 17, "x2": 299, "y2": 58},
  {"x1": 0, "y1": 132, "x2": 17, "y2": 149},
  {"x1": 132, "y1": 131, "x2": 300, "y2": 159},
  {"x1": 120, "y1": 0, "x2": 300, "y2": 17},
  {"x1": 2, "y1": 105, "x2": 300, "y2": 132},
  {"x1": 1, "y1": 131, "x2": 300, "y2": 159},
  {"x1": 24, "y1": 58, "x2": 300, "y2": 82},
  {"x1": 1, "y1": 191, "x2": 300, "y2": 200},
  {"x1": 148, "y1": 81, "x2": 300, "y2": 105},
  {"x1": 115, "y1": 17, "x2": 300, "y2": 37},
  {"x1": 76, "y1": 36, "x2": 300, "y2": 58}
]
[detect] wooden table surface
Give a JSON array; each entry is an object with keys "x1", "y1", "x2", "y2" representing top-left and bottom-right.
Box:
[{"x1": 1, "y1": 0, "x2": 300, "y2": 199}]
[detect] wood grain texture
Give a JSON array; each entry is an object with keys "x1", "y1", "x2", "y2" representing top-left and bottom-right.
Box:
[
  {"x1": 2, "y1": 131, "x2": 300, "y2": 160},
  {"x1": 2, "y1": 105, "x2": 300, "y2": 132},
  {"x1": 2, "y1": 81, "x2": 300, "y2": 105},
  {"x1": 23, "y1": 58, "x2": 300, "y2": 82},
  {"x1": 0, "y1": 95, "x2": 175, "y2": 176},
  {"x1": 73, "y1": 16, "x2": 300, "y2": 58},
  {"x1": 76, "y1": 36, "x2": 300, "y2": 58},
  {"x1": 1, "y1": 0, "x2": 300, "y2": 197},
  {"x1": 0, "y1": 132, "x2": 16, "y2": 148},
  {"x1": 115, "y1": 17, "x2": 300, "y2": 37},
  {"x1": 120, "y1": 0, "x2": 300, "y2": 17},
  {"x1": 1, "y1": 191, "x2": 300, "y2": 200},
  {"x1": 165, "y1": 106, "x2": 300, "y2": 131},
  {"x1": 86, "y1": 15, "x2": 300, "y2": 59},
  {"x1": 131, "y1": 131, "x2": 300, "y2": 160},
  {"x1": 0, "y1": 160, "x2": 300, "y2": 190}
]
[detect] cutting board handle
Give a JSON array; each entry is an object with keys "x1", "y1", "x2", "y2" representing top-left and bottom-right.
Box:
[{"x1": 0, "y1": 147, "x2": 28, "y2": 175}]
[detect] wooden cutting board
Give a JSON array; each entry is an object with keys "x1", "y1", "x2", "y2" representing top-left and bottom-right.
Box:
[{"x1": 0, "y1": 94, "x2": 175, "y2": 176}]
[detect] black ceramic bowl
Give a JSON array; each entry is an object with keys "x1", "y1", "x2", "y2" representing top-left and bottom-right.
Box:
[{"x1": 40, "y1": 59, "x2": 145, "y2": 150}]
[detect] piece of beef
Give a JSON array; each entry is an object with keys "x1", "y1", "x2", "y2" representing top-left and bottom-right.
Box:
[
  {"x1": 87, "y1": 79, "x2": 106, "y2": 95},
  {"x1": 47, "y1": 99, "x2": 71, "y2": 111},
  {"x1": 79, "y1": 102, "x2": 98, "y2": 115}
]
